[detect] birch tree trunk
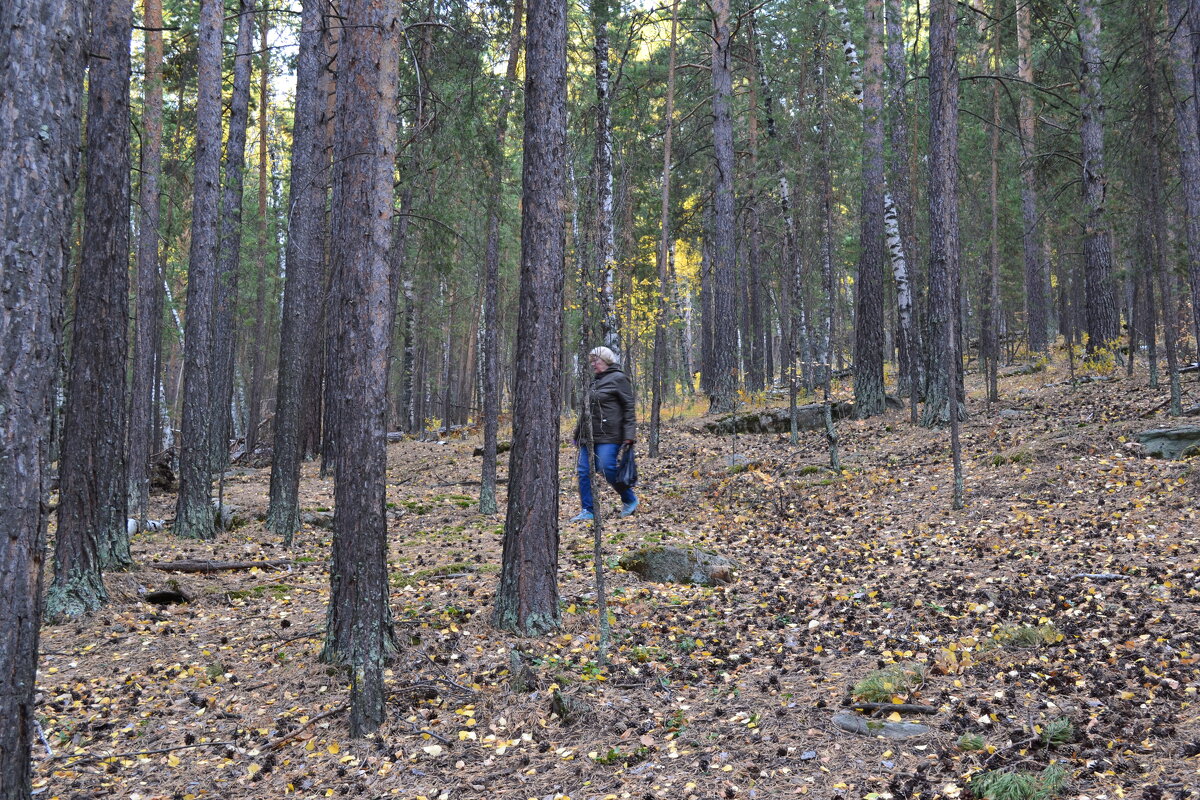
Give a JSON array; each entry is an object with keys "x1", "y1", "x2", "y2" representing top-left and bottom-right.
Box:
[
  {"x1": 269, "y1": 0, "x2": 329, "y2": 540},
  {"x1": 494, "y1": 0, "x2": 567, "y2": 636},
  {"x1": 0, "y1": 0, "x2": 86, "y2": 793},
  {"x1": 320, "y1": 0, "x2": 402, "y2": 737},
  {"x1": 129, "y1": 0, "x2": 166, "y2": 526},
  {"x1": 592, "y1": 0, "x2": 620, "y2": 354},
  {"x1": 174, "y1": 0, "x2": 225, "y2": 540},
  {"x1": 885, "y1": 0, "x2": 921, "y2": 404},
  {"x1": 211, "y1": 0, "x2": 258, "y2": 473},
  {"x1": 708, "y1": 0, "x2": 739, "y2": 413},
  {"x1": 1077, "y1": 0, "x2": 1120, "y2": 353}
]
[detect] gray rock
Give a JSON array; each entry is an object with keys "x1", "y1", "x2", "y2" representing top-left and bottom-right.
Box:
[
  {"x1": 831, "y1": 711, "x2": 931, "y2": 739},
  {"x1": 619, "y1": 545, "x2": 735, "y2": 586},
  {"x1": 301, "y1": 510, "x2": 336, "y2": 530},
  {"x1": 1134, "y1": 426, "x2": 1200, "y2": 460},
  {"x1": 999, "y1": 409, "x2": 1025, "y2": 419},
  {"x1": 705, "y1": 402, "x2": 853, "y2": 435}
]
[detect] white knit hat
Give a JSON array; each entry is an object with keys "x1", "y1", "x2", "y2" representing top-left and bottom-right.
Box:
[{"x1": 589, "y1": 346, "x2": 618, "y2": 365}]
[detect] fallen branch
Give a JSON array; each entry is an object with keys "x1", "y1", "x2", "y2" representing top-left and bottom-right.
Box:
[
  {"x1": 1140, "y1": 398, "x2": 1172, "y2": 418},
  {"x1": 265, "y1": 702, "x2": 349, "y2": 751},
  {"x1": 151, "y1": 558, "x2": 292, "y2": 573},
  {"x1": 850, "y1": 702, "x2": 940, "y2": 715},
  {"x1": 53, "y1": 740, "x2": 237, "y2": 763}
]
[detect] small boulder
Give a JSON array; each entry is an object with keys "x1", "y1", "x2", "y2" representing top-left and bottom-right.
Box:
[
  {"x1": 619, "y1": 545, "x2": 735, "y2": 586},
  {"x1": 832, "y1": 711, "x2": 930, "y2": 739},
  {"x1": 1134, "y1": 426, "x2": 1200, "y2": 460}
]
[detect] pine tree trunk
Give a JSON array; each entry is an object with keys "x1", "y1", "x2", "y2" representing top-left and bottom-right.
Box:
[
  {"x1": 649, "y1": 0, "x2": 678, "y2": 459},
  {"x1": 480, "y1": 0, "x2": 523, "y2": 511},
  {"x1": 320, "y1": 0, "x2": 402, "y2": 738},
  {"x1": 708, "y1": 0, "x2": 738, "y2": 412},
  {"x1": 853, "y1": 0, "x2": 887, "y2": 418},
  {"x1": 211, "y1": 0, "x2": 258, "y2": 474},
  {"x1": 1143, "y1": 0, "x2": 1182, "y2": 412},
  {"x1": 1167, "y1": 0, "x2": 1200, "y2": 356},
  {"x1": 48, "y1": 0, "x2": 134, "y2": 617},
  {"x1": 983, "y1": 6, "x2": 1001, "y2": 403},
  {"x1": 129, "y1": 0, "x2": 165, "y2": 527},
  {"x1": 1016, "y1": 0, "x2": 1048, "y2": 353},
  {"x1": 0, "y1": 1, "x2": 86, "y2": 793},
  {"x1": 174, "y1": 0, "x2": 225, "y2": 540},
  {"x1": 494, "y1": 0, "x2": 567, "y2": 637},
  {"x1": 922, "y1": 0, "x2": 966, "y2": 428},
  {"x1": 269, "y1": 0, "x2": 328, "y2": 540},
  {"x1": 745, "y1": 67, "x2": 765, "y2": 394},
  {"x1": 245, "y1": 15, "x2": 271, "y2": 457},
  {"x1": 1078, "y1": 0, "x2": 1120, "y2": 353}
]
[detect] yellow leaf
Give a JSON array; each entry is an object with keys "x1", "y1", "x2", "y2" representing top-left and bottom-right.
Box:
[
  {"x1": 167, "y1": 753, "x2": 181, "y2": 767},
  {"x1": 247, "y1": 763, "x2": 261, "y2": 777},
  {"x1": 887, "y1": 712, "x2": 903, "y2": 722},
  {"x1": 327, "y1": 742, "x2": 340, "y2": 754}
]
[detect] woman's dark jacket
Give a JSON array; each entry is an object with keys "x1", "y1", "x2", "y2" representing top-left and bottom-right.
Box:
[{"x1": 574, "y1": 364, "x2": 636, "y2": 445}]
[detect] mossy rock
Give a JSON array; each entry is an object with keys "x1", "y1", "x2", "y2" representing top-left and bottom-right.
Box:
[
  {"x1": 1135, "y1": 426, "x2": 1200, "y2": 460},
  {"x1": 618, "y1": 545, "x2": 734, "y2": 586}
]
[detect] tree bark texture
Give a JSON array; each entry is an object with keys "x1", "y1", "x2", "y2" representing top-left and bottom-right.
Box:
[
  {"x1": 320, "y1": 0, "x2": 402, "y2": 738},
  {"x1": 270, "y1": 0, "x2": 329, "y2": 540},
  {"x1": 493, "y1": 0, "x2": 567, "y2": 637},
  {"x1": 1077, "y1": 0, "x2": 1120, "y2": 353},
  {"x1": 1167, "y1": 0, "x2": 1200, "y2": 355},
  {"x1": 245, "y1": 13, "x2": 272, "y2": 457},
  {"x1": 174, "y1": 0, "x2": 225, "y2": 540},
  {"x1": 744, "y1": 62, "x2": 765, "y2": 394},
  {"x1": 592, "y1": 0, "x2": 620, "y2": 355},
  {"x1": 921, "y1": 0, "x2": 965, "y2": 428},
  {"x1": 708, "y1": 0, "x2": 738, "y2": 413},
  {"x1": 1016, "y1": 0, "x2": 1048, "y2": 353},
  {"x1": 480, "y1": 0, "x2": 524, "y2": 512},
  {"x1": 0, "y1": 0, "x2": 87, "y2": 794},
  {"x1": 649, "y1": 0, "x2": 679, "y2": 459},
  {"x1": 48, "y1": 0, "x2": 134, "y2": 618},
  {"x1": 885, "y1": 0, "x2": 921, "y2": 401},
  {"x1": 853, "y1": 0, "x2": 886, "y2": 418},
  {"x1": 129, "y1": 0, "x2": 166, "y2": 526},
  {"x1": 211, "y1": 0, "x2": 258, "y2": 474}
]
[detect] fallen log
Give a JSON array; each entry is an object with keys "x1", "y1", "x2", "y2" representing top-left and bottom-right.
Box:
[{"x1": 150, "y1": 558, "x2": 292, "y2": 573}]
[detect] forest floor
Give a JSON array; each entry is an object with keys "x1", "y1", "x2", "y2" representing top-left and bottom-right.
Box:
[{"x1": 33, "y1": 352, "x2": 1200, "y2": 800}]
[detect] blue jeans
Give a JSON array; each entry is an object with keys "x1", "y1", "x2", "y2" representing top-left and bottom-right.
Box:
[{"x1": 577, "y1": 443, "x2": 636, "y2": 513}]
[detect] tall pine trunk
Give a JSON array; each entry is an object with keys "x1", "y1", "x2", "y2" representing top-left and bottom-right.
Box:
[
  {"x1": 245, "y1": 13, "x2": 272, "y2": 456},
  {"x1": 922, "y1": 0, "x2": 966, "y2": 428},
  {"x1": 174, "y1": 0, "x2": 226, "y2": 540},
  {"x1": 47, "y1": 0, "x2": 134, "y2": 619},
  {"x1": 708, "y1": 0, "x2": 738, "y2": 412},
  {"x1": 0, "y1": 0, "x2": 86, "y2": 793},
  {"x1": 649, "y1": 0, "x2": 679, "y2": 458},
  {"x1": 211, "y1": 0, "x2": 258, "y2": 474},
  {"x1": 480, "y1": 0, "x2": 523, "y2": 512},
  {"x1": 269, "y1": 0, "x2": 329, "y2": 540},
  {"x1": 1167, "y1": 0, "x2": 1200, "y2": 355},
  {"x1": 1078, "y1": 0, "x2": 1120, "y2": 353},
  {"x1": 320, "y1": 0, "x2": 402, "y2": 737},
  {"x1": 129, "y1": 0, "x2": 165, "y2": 526},
  {"x1": 592, "y1": 0, "x2": 620, "y2": 353},
  {"x1": 853, "y1": 0, "x2": 887, "y2": 418},
  {"x1": 1016, "y1": 1, "x2": 1048, "y2": 353},
  {"x1": 494, "y1": 0, "x2": 568, "y2": 636}
]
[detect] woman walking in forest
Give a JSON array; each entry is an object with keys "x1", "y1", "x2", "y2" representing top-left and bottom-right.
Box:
[{"x1": 571, "y1": 346, "x2": 638, "y2": 521}]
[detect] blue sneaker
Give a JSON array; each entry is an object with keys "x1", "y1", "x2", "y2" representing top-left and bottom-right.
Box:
[
  {"x1": 570, "y1": 510, "x2": 594, "y2": 522},
  {"x1": 619, "y1": 497, "x2": 639, "y2": 518}
]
